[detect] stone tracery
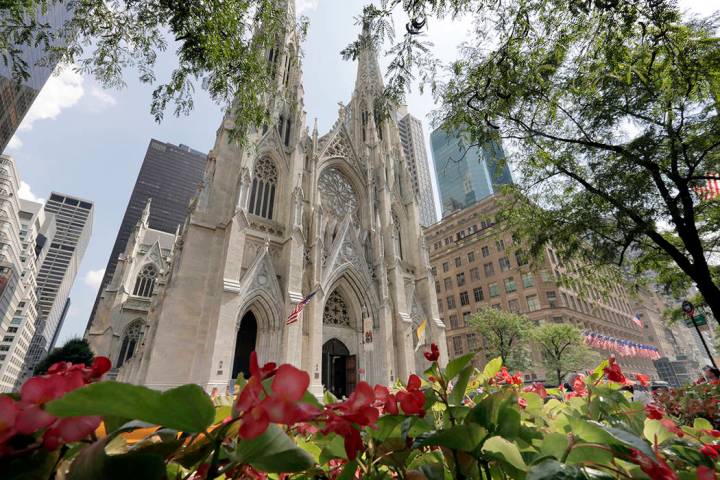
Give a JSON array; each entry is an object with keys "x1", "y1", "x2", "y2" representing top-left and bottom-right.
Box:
[{"x1": 323, "y1": 290, "x2": 352, "y2": 327}]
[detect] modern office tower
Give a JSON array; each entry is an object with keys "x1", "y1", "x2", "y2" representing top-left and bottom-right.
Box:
[
  {"x1": 0, "y1": 4, "x2": 74, "y2": 152},
  {"x1": 86, "y1": 139, "x2": 206, "y2": 330},
  {"x1": 0, "y1": 156, "x2": 25, "y2": 324},
  {"x1": 0, "y1": 198, "x2": 56, "y2": 391},
  {"x1": 424, "y1": 194, "x2": 659, "y2": 381},
  {"x1": 430, "y1": 127, "x2": 513, "y2": 218},
  {"x1": 396, "y1": 106, "x2": 437, "y2": 227},
  {"x1": 21, "y1": 193, "x2": 92, "y2": 378}
]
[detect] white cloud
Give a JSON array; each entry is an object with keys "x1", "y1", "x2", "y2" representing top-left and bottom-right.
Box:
[
  {"x1": 17, "y1": 181, "x2": 44, "y2": 204},
  {"x1": 297, "y1": 0, "x2": 319, "y2": 14},
  {"x1": 84, "y1": 268, "x2": 105, "y2": 290},
  {"x1": 6, "y1": 135, "x2": 22, "y2": 150},
  {"x1": 18, "y1": 67, "x2": 85, "y2": 133},
  {"x1": 88, "y1": 87, "x2": 117, "y2": 111}
]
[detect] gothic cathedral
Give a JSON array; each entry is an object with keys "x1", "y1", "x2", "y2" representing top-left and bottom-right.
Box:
[{"x1": 88, "y1": 1, "x2": 447, "y2": 396}]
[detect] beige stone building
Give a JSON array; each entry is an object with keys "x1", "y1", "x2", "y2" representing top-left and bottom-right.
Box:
[
  {"x1": 86, "y1": 201, "x2": 177, "y2": 380},
  {"x1": 425, "y1": 195, "x2": 658, "y2": 381},
  {"x1": 88, "y1": 2, "x2": 446, "y2": 396}
]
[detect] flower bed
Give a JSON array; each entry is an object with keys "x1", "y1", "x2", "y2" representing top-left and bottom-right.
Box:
[{"x1": 1, "y1": 347, "x2": 718, "y2": 479}]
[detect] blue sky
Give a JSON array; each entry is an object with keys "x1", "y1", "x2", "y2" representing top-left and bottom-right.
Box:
[{"x1": 6, "y1": 0, "x2": 714, "y2": 345}]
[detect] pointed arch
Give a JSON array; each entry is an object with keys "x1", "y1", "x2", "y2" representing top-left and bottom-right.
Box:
[
  {"x1": 133, "y1": 264, "x2": 158, "y2": 297},
  {"x1": 117, "y1": 319, "x2": 144, "y2": 368},
  {"x1": 248, "y1": 156, "x2": 278, "y2": 220}
]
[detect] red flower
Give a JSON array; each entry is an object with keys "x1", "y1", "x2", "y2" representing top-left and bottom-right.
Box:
[
  {"x1": 517, "y1": 397, "x2": 528, "y2": 409},
  {"x1": 698, "y1": 466, "x2": 717, "y2": 480},
  {"x1": 491, "y1": 367, "x2": 523, "y2": 385},
  {"x1": 604, "y1": 356, "x2": 628, "y2": 384},
  {"x1": 635, "y1": 374, "x2": 650, "y2": 388},
  {"x1": 565, "y1": 375, "x2": 588, "y2": 399},
  {"x1": 710, "y1": 430, "x2": 720, "y2": 438},
  {"x1": 396, "y1": 375, "x2": 425, "y2": 416},
  {"x1": 0, "y1": 396, "x2": 18, "y2": 444},
  {"x1": 523, "y1": 383, "x2": 548, "y2": 399},
  {"x1": 373, "y1": 385, "x2": 398, "y2": 415},
  {"x1": 42, "y1": 416, "x2": 102, "y2": 450},
  {"x1": 629, "y1": 448, "x2": 678, "y2": 480},
  {"x1": 424, "y1": 343, "x2": 440, "y2": 362},
  {"x1": 249, "y1": 352, "x2": 277, "y2": 380},
  {"x1": 701, "y1": 444, "x2": 720, "y2": 459},
  {"x1": 645, "y1": 403, "x2": 665, "y2": 420},
  {"x1": 323, "y1": 382, "x2": 381, "y2": 460},
  {"x1": 660, "y1": 418, "x2": 684, "y2": 437}
]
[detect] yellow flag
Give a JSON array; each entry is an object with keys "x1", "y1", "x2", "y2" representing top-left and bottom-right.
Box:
[{"x1": 415, "y1": 319, "x2": 427, "y2": 351}]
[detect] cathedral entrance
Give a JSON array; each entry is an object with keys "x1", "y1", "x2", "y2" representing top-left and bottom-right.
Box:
[
  {"x1": 322, "y1": 339, "x2": 356, "y2": 399},
  {"x1": 232, "y1": 311, "x2": 257, "y2": 380}
]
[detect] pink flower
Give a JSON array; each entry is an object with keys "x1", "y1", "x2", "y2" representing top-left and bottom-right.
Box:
[
  {"x1": 645, "y1": 404, "x2": 664, "y2": 420},
  {"x1": 523, "y1": 383, "x2": 547, "y2": 399},
  {"x1": 697, "y1": 466, "x2": 717, "y2": 480},
  {"x1": 518, "y1": 397, "x2": 527, "y2": 409}
]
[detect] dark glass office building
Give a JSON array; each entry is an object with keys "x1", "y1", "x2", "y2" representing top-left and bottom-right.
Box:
[
  {"x1": 430, "y1": 127, "x2": 513, "y2": 218},
  {"x1": 0, "y1": 4, "x2": 74, "y2": 153},
  {"x1": 86, "y1": 139, "x2": 207, "y2": 329}
]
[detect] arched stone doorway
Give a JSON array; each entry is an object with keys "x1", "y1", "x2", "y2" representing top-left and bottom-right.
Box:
[
  {"x1": 232, "y1": 311, "x2": 258, "y2": 380},
  {"x1": 322, "y1": 338, "x2": 355, "y2": 398}
]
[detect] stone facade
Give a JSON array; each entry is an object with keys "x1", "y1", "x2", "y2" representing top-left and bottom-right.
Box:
[
  {"x1": 425, "y1": 195, "x2": 659, "y2": 381},
  {"x1": 97, "y1": 4, "x2": 446, "y2": 395},
  {"x1": 86, "y1": 200, "x2": 177, "y2": 380}
]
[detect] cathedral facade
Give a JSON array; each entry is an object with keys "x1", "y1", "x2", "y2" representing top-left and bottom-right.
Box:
[{"x1": 88, "y1": 2, "x2": 447, "y2": 396}]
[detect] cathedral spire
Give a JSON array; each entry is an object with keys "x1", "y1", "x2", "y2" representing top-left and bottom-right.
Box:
[
  {"x1": 353, "y1": 20, "x2": 384, "y2": 97},
  {"x1": 140, "y1": 198, "x2": 152, "y2": 229}
]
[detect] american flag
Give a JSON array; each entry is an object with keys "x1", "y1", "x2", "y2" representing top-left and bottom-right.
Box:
[
  {"x1": 286, "y1": 291, "x2": 317, "y2": 325},
  {"x1": 694, "y1": 173, "x2": 720, "y2": 201},
  {"x1": 632, "y1": 313, "x2": 643, "y2": 329}
]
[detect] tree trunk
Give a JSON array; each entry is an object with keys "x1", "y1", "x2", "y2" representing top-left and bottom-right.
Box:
[
  {"x1": 693, "y1": 276, "x2": 720, "y2": 327},
  {"x1": 556, "y1": 369, "x2": 562, "y2": 386}
]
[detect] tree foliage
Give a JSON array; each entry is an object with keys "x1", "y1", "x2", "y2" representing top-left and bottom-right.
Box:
[
  {"x1": 1, "y1": 0, "x2": 302, "y2": 141},
  {"x1": 531, "y1": 323, "x2": 599, "y2": 385},
  {"x1": 353, "y1": 0, "x2": 720, "y2": 324},
  {"x1": 33, "y1": 338, "x2": 94, "y2": 375},
  {"x1": 470, "y1": 307, "x2": 531, "y2": 371}
]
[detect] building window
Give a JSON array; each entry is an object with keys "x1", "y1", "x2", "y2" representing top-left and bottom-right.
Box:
[
  {"x1": 499, "y1": 256, "x2": 511, "y2": 272},
  {"x1": 470, "y1": 267, "x2": 480, "y2": 281},
  {"x1": 463, "y1": 311, "x2": 472, "y2": 326},
  {"x1": 467, "y1": 251, "x2": 475, "y2": 263},
  {"x1": 540, "y1": 270, "x2": 554, "y2": 282},
  {"x1": 496, "y1": 239, "x2": 505, "y2": 251},
  {"x1": 453, "y1": 336, "x2": 464, "y2": 355},
  {"x1": 460, "y1": 291, "x2": 470, "y2": 306},
  {"x1": 437, "y1": 300, "x2": 443, "y2": 313},
  {"x1": 515, "y1": 251, "x2": 528, "y2": 266},
  {"x1": 504, "y1": 277, "x2": 517, "y2": 293},
  {"x1": 526, "y1": 294, "x2": 540, "y2": 312},
  {"x1": 444, "y1": 278, "x2": 452, "y2": 290},
  {"x1": 450, "y1": 314, "x2": 459, "y2": 329},
  {"x1": 489, "y1": 283, "x2": 499, "y2": 298},
  {"x1": 435, "y1": 281, "x2": 441, "y2": 293},
  {"x1": 481, "y1": 246, "x2": 490, "y2": 257},
  {"x1": 552, "y1": 316, "x2": 564, "y2": 324},
  {"x1": 454, "y1": 257, "x2": 462, "y2": 268},
  {"x1": 467, "y1": 333, "x2": 477, "y2": 350},
  {"x1": 117, "y1": 320, "x2": 143, "y2": 368},
  {"x1": 484, "y1": 262, "x2": 495, "y2": 277},
  {"x1": 547, "y1": 291, "x2": 558, "y2": 308},
  {"x1": 248, "y1": 157, "x2": 278, "y2": 219},
  {"x1": 522, "y1": 272, "x2": 534, "y2": 288},
  {"x1": 442, "y1": 262, "x2": 449, "y2": 273},
  {"x1": 508, "y1": 298, "x2": 520, "y2": 313},
  {"x1": 431, "y1": 266, "x2": 437, "y2": 276},
  {"x1": 133, "y1": 264, "x2": 158, "y2": 298},
  {"x1": 456, "y1": 272, "x2": 465, "y2": 287},
  {"x1": 447, "y1": 296, "x2": 456, "y2": 309},
  {"x1": 473, "y1": 287, "x2": 484, "y2": 302}
]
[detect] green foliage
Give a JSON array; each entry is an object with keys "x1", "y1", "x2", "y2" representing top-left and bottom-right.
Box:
[
  {"x1": 531, "y1": 323, "x2": 600, "y2": 385},
  {"x1": 353, "y1": 0, "x2": 720, "y2": 323},
  {"x1": 1, "y1": 0, "x2": 299, "y2": 142},
  {"x1": 470, "y1": 307, "x2": 531, "y2": 371},
  {"x1": 33, "y1": 338, "x2": 94, "y2": 375}
]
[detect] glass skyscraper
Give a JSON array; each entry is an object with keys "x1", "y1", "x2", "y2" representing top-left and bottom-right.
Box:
[
  {"x1": 0, "y1": 3, "x2": 74, "y2": 153},
  {"x1": 430, "y1": 127, "x2": 513, "y2": 217},
  {"x1": 86, "y1": 139, "x2": 207, "y2": 329}
]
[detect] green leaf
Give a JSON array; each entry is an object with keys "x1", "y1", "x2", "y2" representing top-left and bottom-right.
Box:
[
  {"x1": 371, "y1": 415, "x2": 405, "y2": 442},
  {"x1": 318, "y1": 433, "x2": 347, "y2": 462},
  {"x1": 643, "y1": 419, "x2": 673, "y2": 445},
  {"x1": 483, "y1": 357, "x2": 503, "y2": 379},
  {"x1": 527, "y1": 459, "x2": 586, "y2": 480},
  {"x1": 482, "y1": 436, "x2": 527, "y2": 471},
  {"x1": 449, "y1": 365, "x2": 473, "y2": 405},
  {"x1": 46, "y1": 382, "x2": 215, "y2": 433},
  {"x1": 2, "y1": 449, "x2": 60, "y2": 480},
  {"x1": 589, "y1": 421, "x2": 655, "y2": 460},
  {"x1": 68, "y1": 439, "x2": 166, "y2": 480},
  {"x1": 693, "y1": 417, "x2": 713, "y2": 431},
  {"x1": 412, "y1": 424, "x2": 487, "y2": 451},
  {"x1": 336, "y1": 460, "x2": 359, "y2": 480},
  {"x1": 538, "y1": 432, "x2": 569, "y2": 459},
  {"x1": 233, "y1": 424, "x2": 315, "y2": 473},
  {"x1": 445, "y1": 352, "x2": 476, "y2": 381}
]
